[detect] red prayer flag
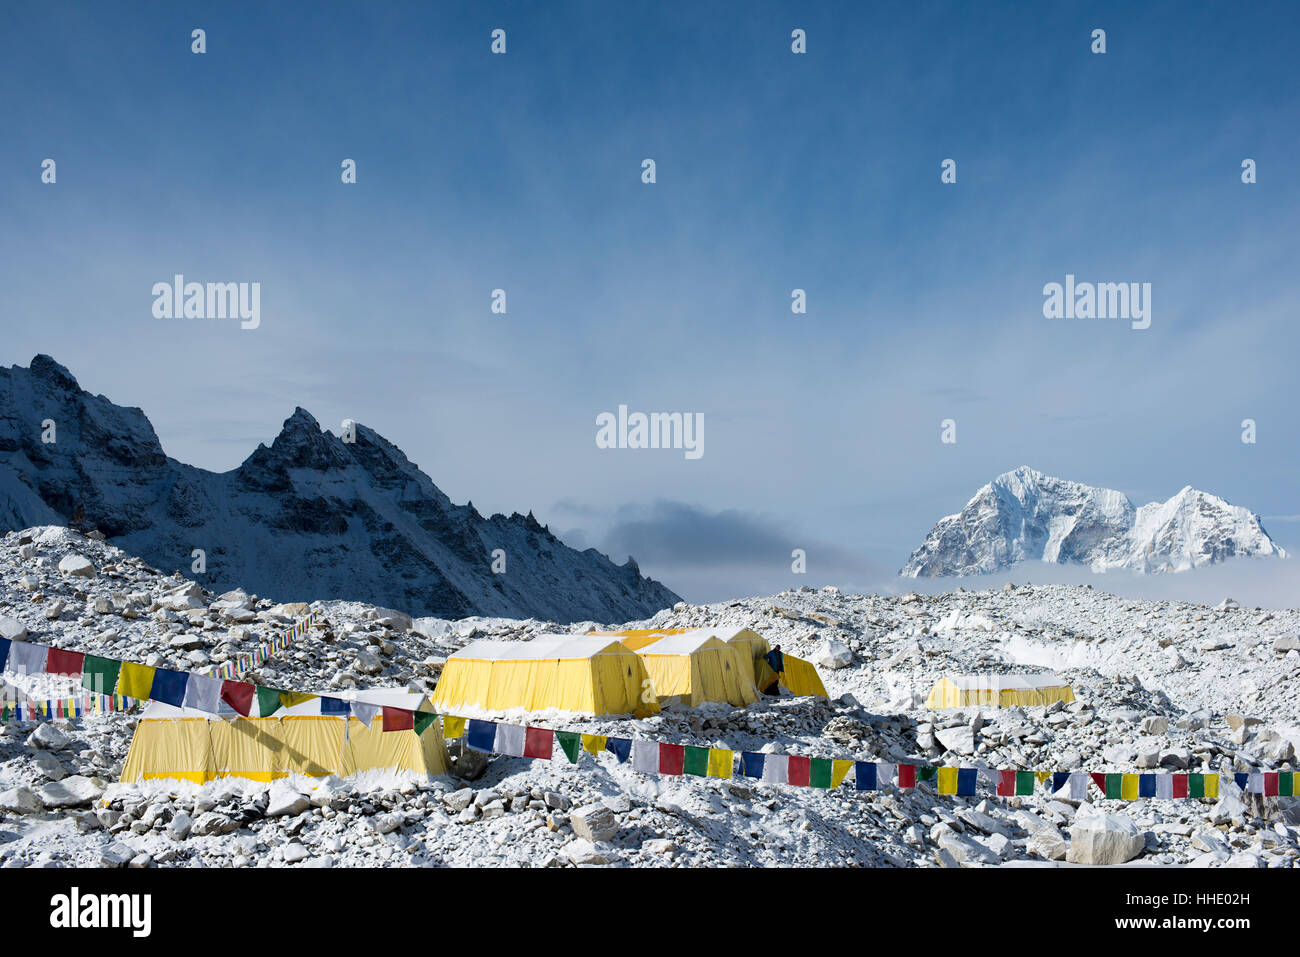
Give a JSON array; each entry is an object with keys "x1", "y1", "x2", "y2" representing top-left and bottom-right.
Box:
[
  {"x1": 997, "y1": 770, "x2": 1017, "y2": 796},
  {"x1": 220, "y1": 681, "x2": 255, "y2": 716},
  {"x1": 523, "y1": 726, "x2": 553, "y2": 759},
  {"x1": 1090, "y1": 772, "x2": 1107, "y2": 793},
  {"x1": 787, "y1": 755, "x2": 811, "y2": 787},
  {"x1": 45, "y1": 648, "x2": 85, "y2": 676},
  {"x1": 1265, "y1": 772, "x2": 1279, "y2": 796},
  {"x1": 382, "y1": 707, "x2": 414, "y2": 732},
  {"x1": 1172, "y1": 774, "x2": 1188, "y2": 798},
  {"x1": 659, "y1": 743, "x2": 684, "y2": 775},
  {"x1": 897, "y1": 764, "x2": 916, "y2": 789}
]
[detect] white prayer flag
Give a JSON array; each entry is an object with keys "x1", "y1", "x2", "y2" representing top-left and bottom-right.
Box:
[
  {"x1": 494, "y1": 723, "x2": 526, "y2": 757},
  {"x1": 182, "y1": 674, "x2": 222, "y2": 714},
  {"x1": 762, "y1": 754, "x2": 789, "y2": 785},
  {"x1": 632, "y1": 739, "x2": 659, "y2": 774}
]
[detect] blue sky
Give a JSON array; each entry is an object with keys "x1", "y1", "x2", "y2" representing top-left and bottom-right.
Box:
[{"x1": 2, "y1": 1, "x2": 1298, "y2": 602}]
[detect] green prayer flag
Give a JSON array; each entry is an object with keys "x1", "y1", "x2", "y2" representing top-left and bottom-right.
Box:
[
  {"x1": 556, "y1": 731, "x2": 581, "y2": 765},
  {"x1": 256, "y1": 686, "x2": 283, "y2": 716},
  {"x1": 809, "y1": 758, "x2": 833, "y2": 788},
  {"x1": 1188, "y1": 774, "x2": 1205, "y2": 798},
  {"x1": 916, "y1": 765, "x2": 938, "y2": 783},
  {"x1": 1281, "y1": 772, "x2": 1294, "y2": 798},
  {"x1": 82, "y1": 656, "x2": 122, "y2": 696},
  {"x1": 1105, "y1": 773, "x2": 1122, "y2": 799},
  {"x1": 683, "y1": 746, "x2": 709, "y2": 777},
  {"x1": 413, "y1": 712, "x2": 437, "y2": 736},
  {"x1": 1016, "y1": 771, "x2": 1036, "y2": 795}
]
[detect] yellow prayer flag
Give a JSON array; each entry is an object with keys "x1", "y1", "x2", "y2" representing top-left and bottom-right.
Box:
[
  {"x1": 1204, "y1": 774, "x2": 1219, "y2": 799},
  {"x1": 279, "y1": 691, "x2": 317, "y2": 709},
  {"x1": 117, "y1": 662, "x2": 155, "y2": 700},
  {"x1": 706, "y1": 748, "x2": 733, "y2": 778},
  {"x1": 831, "y1": 760, "x2": 853, "y2": 789},
  {"x1": 1035, "y1": 771, "x2": 1052, "y2": 784},
  {"x1": 1121, "y1": 774, "x2": 1139, "y2": 801},
  {"x1": 937, "y1": 766, "x2": 959, "y2": 795},
  {"x1": 582, "y1": 733, "x2": 608, "y2": 755},
  {"x1": 442, "y1": 716, "x2": 466, "y2": 739}
]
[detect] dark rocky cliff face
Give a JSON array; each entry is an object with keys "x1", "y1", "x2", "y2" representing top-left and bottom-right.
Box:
[{"x1": 0, "y1": 355, "x2": 680, "y2": 622}]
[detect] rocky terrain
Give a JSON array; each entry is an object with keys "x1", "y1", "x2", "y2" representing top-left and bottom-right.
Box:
[
  {"x1": 0, "y1": 525, "x2": 1298, "y2": 868},
  {"x1": 0, "y1": 355, "x2": 679, "y2": 622},
  {"x1": 902, "y1": 466, "x2": 1285, "y2": 578}
]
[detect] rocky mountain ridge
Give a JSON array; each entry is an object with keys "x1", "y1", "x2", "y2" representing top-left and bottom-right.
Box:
[{"x1": 0, "y1": 355, "x2": 678, "y2": 622}]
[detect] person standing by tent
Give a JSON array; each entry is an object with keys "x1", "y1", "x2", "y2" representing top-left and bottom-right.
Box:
[{"x1": 761, "y1": 644, "x2": 785, "y2": 695}]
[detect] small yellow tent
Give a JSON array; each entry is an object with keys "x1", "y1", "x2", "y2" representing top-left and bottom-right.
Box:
[
  {"x1": 431, "y1": 636, "x2": 660, "y2": 718},
  {"x1": 120, "y1": 690, "x2": 448, "y2": 784},
  {"x1": 632, "y1": 631, "x2": 759, "y2": 707},
  {"x1": 925, "y1": 673, "x2": 1075, "y2": 709}
]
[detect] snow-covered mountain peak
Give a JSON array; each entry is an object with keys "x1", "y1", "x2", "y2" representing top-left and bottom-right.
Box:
[
  {"x1": 902, "y1": 467, "x2": 1284, "y2": 578},
  {"x1": 0, "y1": 355, "x2": 680, "y2": 621}
]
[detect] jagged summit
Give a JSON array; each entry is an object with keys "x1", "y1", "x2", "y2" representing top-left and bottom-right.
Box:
[
  {"x1": 901, "y1": 466, "x2": 1285, "y2": 578},
  {"x1": 0, "y1": 355, "x2": 679, "y2": 622}
]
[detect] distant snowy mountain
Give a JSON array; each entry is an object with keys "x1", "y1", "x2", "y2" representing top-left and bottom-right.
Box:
[
  {"x1": 901, "y1": 465, "x2": 1285, "y2": 577},
  {"x1": 0, "y1": 355, "x2": 680, "y2": 621}
]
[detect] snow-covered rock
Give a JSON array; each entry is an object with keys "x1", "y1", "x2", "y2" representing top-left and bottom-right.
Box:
[{"x1": 1065, "y1": 804, "x2": 1146, "y2": 865}]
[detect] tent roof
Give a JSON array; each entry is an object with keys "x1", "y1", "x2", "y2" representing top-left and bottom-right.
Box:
[
  {"x1": 451, "y1": 635, "x2": 630, "y2": 662},
  {"x1": 138, "y1": 688, "x2": 432, "y2": 721},
  {"x1": 635, "y1": 631, "x2": 730, "y2": 655},
  {"x1": 935, "y1": 673, "x2": 1069, "y2": 691}
]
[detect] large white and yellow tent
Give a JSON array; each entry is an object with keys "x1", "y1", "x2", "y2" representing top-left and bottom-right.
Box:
[
  {"x1": 925, "y1": 673, "x2": 1075, "y2": 709},
  {"x1": 595, "y1": 626, "x2": 829, "y2": 699},
  {"x1": 120, "y1": 689, "x2": 448, "y2": 784},
  {"x1": 629, "y1": 630, "x2": 759, "y2": 707},
  {"x1": 430, "y1": 635, "x2": 660, "y2": 718}
]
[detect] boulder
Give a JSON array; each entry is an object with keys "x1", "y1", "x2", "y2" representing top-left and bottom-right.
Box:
[
  {"x1": 935, "y1": 726, "x2": 976, "y2": 755},
  {"x1": 57, "y1": 554, "x2": 95, "y2": 577},
  {"x1": 167, "y1": 812, "x2": 192, "y2": 841},
  {"x1": 26, "y1": 723, "x2": 71, "y2": 750},
  {"x1": 1065, "y1": 804, "x2": 1145, "y2": 865},
  {"x1": 814, "y1": 639, "x2": 853, "y2": 670},
  {"x1": 265, "y1": 782, "x2": 310, "y2": 817},
  {"x1": 1140, "y1": 716, "x2": 1168, "y2": 735},
  {"x1": 0, "y1": 616, "x2": 27, "y2": 642},
  {"x1": 352, "y1": 649, "x2": 384, "y2": 676},
  {"x1": 571, "y1": 803, "x2": 618, "y2": 843},
  {"x1": 283, "y1": 843, "x2": 310, "y2": 864},
  {"x1": 937, "y1": 831, "x2": 999, "y2": 865},
  {"x1": 0, "y1": 786, "x2": 42, "y2": 814},
  {"x1": 1272, "y1": 636, "x2": 1300, "y2": 654},
  {"x1": 38, "y1": 775, "x2": 104, "y2": 808},
  {"x1": 564, "y1": 838, "x2": 610, "y2": 866},
  {"x1": 190, "y1": 812, "x2": 238, "y2": 836},
  {"x1": 100, "y1": 842, "x2": 135, "y2": 868},
  {"x1": 1210, "y1": 790, "x2": 1248, "y2": 826}
]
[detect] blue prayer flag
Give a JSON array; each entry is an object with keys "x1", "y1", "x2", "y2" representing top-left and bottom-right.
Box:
[
  {"x1": 855, "y1": 762, "x2": 877, "y2": 791},
  {"x1": 149, "y1": 669, "x2": 189, "y2": 707},
  {"x1": 605, "y1": 737, "x2": 631, "y2": 763},
  {"x1": 467, "y1": 719, "x2": 497, "y2": 752}
]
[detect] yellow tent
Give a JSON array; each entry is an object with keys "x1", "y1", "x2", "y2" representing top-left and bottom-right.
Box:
[
  {"x1": 582, "y1": 626, "x2": 829, "y2": 701},
  {"x1": 712, "y1": 627, "x2": 828, "y2": 698},
  {"x1": 431, "y1": 635, "x2": 660, "y2": 718},
  {"x1": 631, "y1": 631, "x2": 759, "y2": 707},
  {"x1": 120, "y1": 690, "x2": 448, "y2": 784},
  {"x1": 925, "y1": 673, "x2": 1075, "y2": 709}
]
